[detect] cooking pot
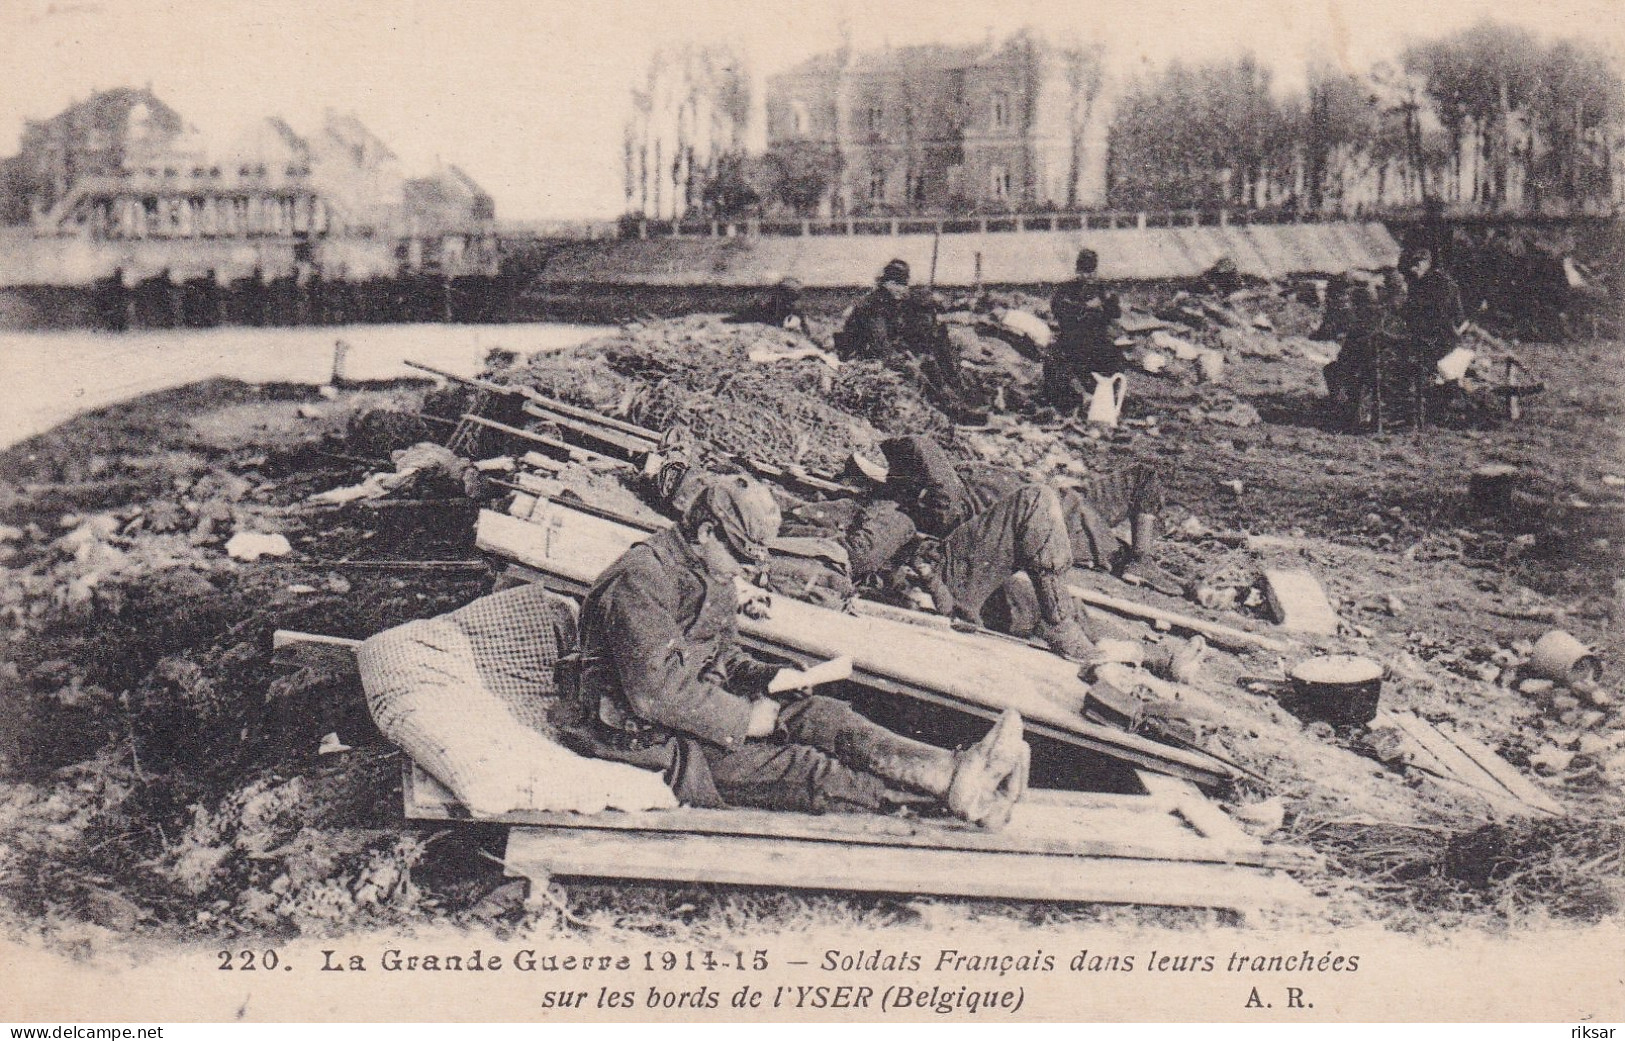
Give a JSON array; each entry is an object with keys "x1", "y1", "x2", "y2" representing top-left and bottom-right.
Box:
[{"x1": 1289, "y1": 655, "x2": 1384, "y2": 727}]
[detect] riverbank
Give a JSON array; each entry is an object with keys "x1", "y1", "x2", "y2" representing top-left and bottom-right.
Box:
[{"x1": 0, "y1": 322, "x2": 604, "y2": 450}]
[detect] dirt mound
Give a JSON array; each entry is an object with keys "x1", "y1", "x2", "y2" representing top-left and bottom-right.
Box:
[{"x1": 502, "y1": 315, "x2": 948, "y2": 472}]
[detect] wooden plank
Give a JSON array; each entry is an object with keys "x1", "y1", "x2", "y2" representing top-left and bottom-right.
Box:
[
  {"x1": 1137, "y1": 772, "x2": 1322, "y2": 873},
  {"x1": 521, "y1": 400, "x2": 655, "y2": 457},
  {"x1": 1138, "y1": 774, "x2": 1251, "y2": 840},
  {"x1": 273, "y1": 630, "x2": 361, "y2": 651},
  {"x1": 269, "y1": 629, "x2": 362, "y2": 680},
  {"x1": 520, "y1": 451, "x2": 566, "y2": 474},
  {"x1": 1066, "y1": 584, "x2": 1295, "y2": 655},
  {"x1": 1440, "y1": 724, "x2": 1565, "y2": 817},
  {"x1": 502, "y1": 827, "x2": 1304, "y2": 913},
  {"x1": 403, "y1": 765, "x2": 1283, "y2": 867},
  {"x1": 522, "y1": 389, "x2": 664, "y2": 442},
  {"x1": 1380, "y1": 710, "x2": 1547, "y2": 815},
  {"x1": 462, "y1": 414, "x2": 629, "y2": 467},
  {"x1": 476, "y1": 507, "x2": 1238, "y2": 785}
]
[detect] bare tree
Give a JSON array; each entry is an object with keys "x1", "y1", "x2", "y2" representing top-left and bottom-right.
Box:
[{"x1": 1060, "y1": 40, "x2": 1106, "y2": 209}]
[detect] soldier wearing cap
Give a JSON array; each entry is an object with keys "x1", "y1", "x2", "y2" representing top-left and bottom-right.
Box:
[
  {"x1": 727, "y1": 275, "x2": 809, "y2": 333},
  {"x1": 1046, "y1": 248, "x2": 1123, "y2": 411},
  {"x1": 1399, "y1": 246, "x2": 1467, "y2": 425},
  {"x1": 570, "y1": 473, "x2": 1030, "y2": 828},
  {"x1": 833, "y1": 259, "x2": 924, "y2": 362}
]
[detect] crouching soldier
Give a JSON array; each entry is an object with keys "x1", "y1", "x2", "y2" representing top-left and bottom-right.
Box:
[
  {"x1": 845, "y1": 436, "x2": 1177, "y2": 660},
  {"x1": 566, "y1": 474, "x2": 1030, "y2": 829}
]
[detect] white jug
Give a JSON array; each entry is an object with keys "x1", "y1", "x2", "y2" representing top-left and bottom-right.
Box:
[{"x1": 1086, "y1": 372, "x2": 1127, "y2": 427}]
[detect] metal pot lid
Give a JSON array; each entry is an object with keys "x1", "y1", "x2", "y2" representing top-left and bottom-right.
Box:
[{"x1": 1291, "y1": 655, "x2": 1383, "y2": 685}]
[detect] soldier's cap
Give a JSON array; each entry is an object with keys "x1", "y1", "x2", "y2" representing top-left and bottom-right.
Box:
[
  {"x1": 693, "y1": 474, "x2": 781, "y2": 563},
  {"x1": 1076, "y1": 248, "x2": 1099, "y2": 274},
  {"x1": 777, "y1": 275, "x2": 804, "y2": 291},
  {"x1": 880, "y1": 259, "x2": 911, "y2": 286}
]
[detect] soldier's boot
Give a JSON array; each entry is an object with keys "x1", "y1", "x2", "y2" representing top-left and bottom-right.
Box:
[
  {"x1": 945, "y1": 711, "x2": 1030, "y2": 831},
  {"x1": 838, "y1": 709, "x2": 1029, "y2": 830},
  {"x1": 1032, "y1": 569, "x2": 1095, "y2": 662},
  {"x1": 1116, "y1": 514, "x2": 1184, "y2": 596}
]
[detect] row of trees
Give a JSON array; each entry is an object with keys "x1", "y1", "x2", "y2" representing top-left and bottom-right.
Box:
[
  {"x1": 1110, "y1": 22, "x2": 1623, "y2": 213},
  {"x1": 624, "y1": 20, "x2": 1623, "y2": 221}
]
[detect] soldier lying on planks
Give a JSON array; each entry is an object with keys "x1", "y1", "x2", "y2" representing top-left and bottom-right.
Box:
[
  {"x1": 561, "y1": 473, "x2": 1032, "y2": 829},
  {"x1": 655, "y1": 433, "x2": 1192, "y2": 669}
]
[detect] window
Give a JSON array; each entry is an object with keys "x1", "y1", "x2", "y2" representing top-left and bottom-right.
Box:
[
  {"x1": 992, "y1": 91, "x2": 1011, "y2": 129},
  {"x1": 910, "y1": 172, "x2": 928, "y2": 206},
  {"x1": 868, "y1": 170, "x2": 886, "y2": 204},
  {"x1": 866, "y1": 103, "x2": 884, "y2": 133},
  {"x1": 989, "y1": 165, "x2": 1010, "y2": 201},
  {"x1": 791, "y1": 100, "x2": 810, "y2": 136}
]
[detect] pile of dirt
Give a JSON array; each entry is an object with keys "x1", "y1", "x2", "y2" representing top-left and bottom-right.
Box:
[
  {"x1": 500, "y1": 315, "x2": 948, "y2": 472},
  {"x1": 1, "y1": 278, "x2": 1622, "y2": 947},
  {"x1": 0, "y1": 380, "x2": 513, "y2": 940}
]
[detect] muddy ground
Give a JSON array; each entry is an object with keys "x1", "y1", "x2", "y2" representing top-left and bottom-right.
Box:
[{"x1": 1, "y1": 286, "x2": 1622, "y2": 953}]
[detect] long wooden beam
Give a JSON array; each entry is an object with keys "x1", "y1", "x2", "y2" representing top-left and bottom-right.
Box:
[
  {"x1": 460, "y1": 414, "x2": 629, "y2": 468},
  {"x1": 1067, "y1": 583, "x2": 1296, "y2": 655}
]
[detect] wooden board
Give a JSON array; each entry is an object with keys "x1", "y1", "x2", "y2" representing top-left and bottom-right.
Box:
[
  {"x1": 405, "y1": 764, "x2": 1309, "y2": 870},
  {"x1": 1066, "y1": 584, "x2": 1295, "y2": 654},
  {"x1": 502, "y1": 826, "x2": 1302, "y2": 914},
  {"x1": 1377, "y1": 709, "x2": 1562, "y2": 817},
  {"x1": 475, "y1": 505, "x2": 1238, "y2": 785},
  {"x1": 397, "y1": 765, "x2": 1307, "y2": 913},
  {"x1": 1262, "y1": 568, "x2": 1340, "y2": 636},
  {"x1": 1444, "y1": 726, "x2": 1566, "y2": 817}
]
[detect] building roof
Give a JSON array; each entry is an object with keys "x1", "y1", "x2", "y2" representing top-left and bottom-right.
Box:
[
  {"x1": 321, "y1": 111, "x2": 398, "y2": 163},
  {"x1": 264, "y1": 117, "x2": 310, "y2": 157}
]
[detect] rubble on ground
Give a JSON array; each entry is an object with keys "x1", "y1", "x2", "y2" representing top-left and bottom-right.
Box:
[{"x1": 0, "y1": 270, "x2": 1620, "y2": 944}]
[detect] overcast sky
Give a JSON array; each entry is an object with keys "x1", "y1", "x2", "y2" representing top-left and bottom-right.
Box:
[{"x1": 2, "y1": 0, "x2": 1620, "y2": 220}]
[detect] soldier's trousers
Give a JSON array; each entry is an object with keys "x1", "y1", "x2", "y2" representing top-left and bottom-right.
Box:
[
  {"x1": 701, "y1": 695, "x2": 894, "y2": 814},
  {"x1": 937, "y1": 484, "x2": 1120, "y2": 626}
]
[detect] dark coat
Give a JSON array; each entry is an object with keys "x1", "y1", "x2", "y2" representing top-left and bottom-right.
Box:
[
  {"x1": 577, "y1": 527, "x2": 777, "y2": 752},
  {"x1": 1401, "y1": 268, "x2": 1466, "y2": 361},
  {"x1": 1049, "y1": 277, "x2": 1123, "y2": 378},
  {"x1": 834, "y1": 287, "x2": 944, "y2": 361}
]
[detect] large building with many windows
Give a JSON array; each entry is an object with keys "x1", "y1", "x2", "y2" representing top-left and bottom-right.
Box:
[
  {"x1": 764, "y1": 33, "x2": 1110, "y2": 217},
  {"x1": 1, "y1": 89, "x2": 496, "y2": 285}
]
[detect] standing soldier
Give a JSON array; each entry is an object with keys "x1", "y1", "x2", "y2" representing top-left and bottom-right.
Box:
[
  {"x1": 1399, "y1": 246, "x2": 1467, "y2": 426},
  {"x1": 1046, "y1": 248, "x2": 1123, "y2": 412},
  {"x1": 1318, "y1": 270, "x2": 1406, "y2": 431}
]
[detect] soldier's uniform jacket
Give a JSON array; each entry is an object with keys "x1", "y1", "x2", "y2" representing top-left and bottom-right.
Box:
[
  {"x1": 577, "y1": 526, "x2": 777, "y2": 752},
  {"x1": 1402, "y1": 268, "x2": 1466, "y2": 362},
  {"x1": 1049, "y1": 277, "x2": 1124, "y2": 375}
]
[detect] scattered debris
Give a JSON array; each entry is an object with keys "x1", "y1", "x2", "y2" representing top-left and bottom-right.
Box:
[{"x1": 224, "y1": 531, "x2": 292, "y2": 562}]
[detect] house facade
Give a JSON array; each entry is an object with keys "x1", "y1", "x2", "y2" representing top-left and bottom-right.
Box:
[
  {"x1": 2, "y1": 92, "x2": 496, "y2": 282},
  {"x1": 764, "y1": 34, "x2": 1110, "y2": 217}
]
